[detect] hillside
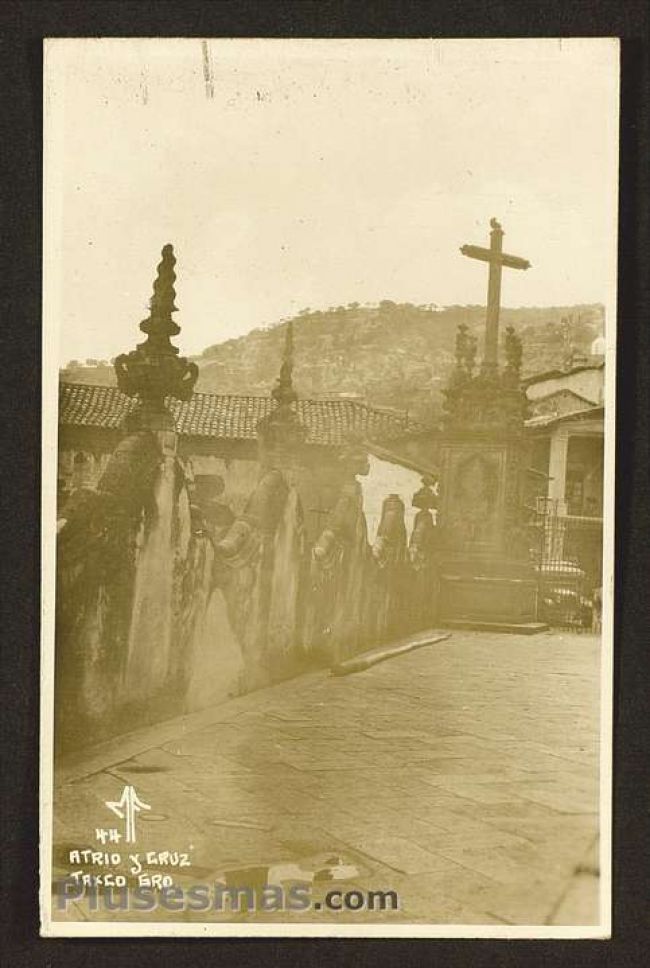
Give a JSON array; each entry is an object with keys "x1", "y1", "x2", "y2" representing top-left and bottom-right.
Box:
[{"x1": 61, "y1": 302, "x2": 604, "y2": 425}]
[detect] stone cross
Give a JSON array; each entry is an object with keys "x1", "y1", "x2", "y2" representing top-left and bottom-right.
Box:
[{"x1": 460, "y1": 218, "x2": 530, "y2": 372}]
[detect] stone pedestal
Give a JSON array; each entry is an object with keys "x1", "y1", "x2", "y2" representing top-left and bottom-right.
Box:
[
  {"x1": 438, "y1": 557, "x2": 539, "y2": 629},
  {"x1": 436, "y1": 430, "x2": 542, "y2": 629}
]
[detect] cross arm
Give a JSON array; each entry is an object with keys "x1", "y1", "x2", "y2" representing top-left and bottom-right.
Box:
[
  {"x1": 460, "y1": 244, "x2": 531, "y2": 270},
  {"x1": 459, "y1": 244, "x2": 492, "y2": 263},
  {"x1": 500, "y1": 252, "x2": 531, "y2": 270}
]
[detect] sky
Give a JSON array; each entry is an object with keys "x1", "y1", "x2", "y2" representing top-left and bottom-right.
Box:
[{"x1": 44, "y1": 38, "x2": 620, "y2": 364}]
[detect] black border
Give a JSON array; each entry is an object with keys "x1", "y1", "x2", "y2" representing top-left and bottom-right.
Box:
[{"x1": 2, "y1": 2, "x2": 649, "y2": 966}]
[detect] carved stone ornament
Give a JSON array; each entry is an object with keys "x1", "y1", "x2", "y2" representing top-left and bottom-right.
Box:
[
  {"x1": 114, "y1": 244, "x2": 199, "y2": 429},
  {"x1": 257, "y1": 318, "x2": 308, "y2": 452},
  {"x1": 442, "y1": 323, "x2": 528, "y2": 432}
]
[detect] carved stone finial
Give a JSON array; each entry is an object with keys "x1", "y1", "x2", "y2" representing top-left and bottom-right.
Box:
[
  {"x1": 503, "y1": 325, "x2": 523, "y2": 386},
  {"x1": 412, "y1": 475, "x2": 438, "y2": 511},
  {"x1": 257, "y1": 319, "x2": 307, "y2": 455},
  {"x1": 271, "y1": 320, "x2": 298, "y2": 409},
  {"x1": 409, "y1": 506, "x2": 438, "y2": 571},
  {"x1": 449, "y1": 322, "x2": 479, "y2": 385},
  {"x1": 139, "y1": 243, "x2": 180, "y2": 348},
  {"x1": 372, "y1": 493, "x2": 407, "y2": 567},
  {"x1": 114, "y1": 244, "x2": 199, "y2": 429}
]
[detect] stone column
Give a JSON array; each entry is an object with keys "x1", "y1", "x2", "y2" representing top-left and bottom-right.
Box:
[
  {"x1": 548, "y1": 431, "x2": 569, "y2": 515},
  {"x1": 547, "y1": 430, "x2": 570, "y2": 561}
]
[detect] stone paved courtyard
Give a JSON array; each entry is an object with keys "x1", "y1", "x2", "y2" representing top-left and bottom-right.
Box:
[{"x1": 51, "y1": 630, "x2": 602, "y2": 929}]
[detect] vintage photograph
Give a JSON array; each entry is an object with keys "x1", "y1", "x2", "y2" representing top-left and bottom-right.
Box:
[{"x1": 41, "y1": 38, "x2": 618, "y2": 937}]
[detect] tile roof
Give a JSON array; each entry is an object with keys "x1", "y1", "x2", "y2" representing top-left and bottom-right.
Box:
[
  {"x1": 525, "y1": 405, "x2": 604, "y2": 429},
  {"x1": 522, "y1": 361, "x2": 604, "y2": 386},
  {"x1": 59, "y1": 382, "x2": 425, "y2": 446}
]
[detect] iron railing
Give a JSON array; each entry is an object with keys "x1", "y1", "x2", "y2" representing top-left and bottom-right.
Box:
[{"x1": 529, "y1": 498, "x2": 603, "y2": 631}]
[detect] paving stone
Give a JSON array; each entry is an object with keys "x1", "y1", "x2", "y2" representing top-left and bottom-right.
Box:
[{"x1": 52, "y1": 630, "x2": 601, "y2": 927}]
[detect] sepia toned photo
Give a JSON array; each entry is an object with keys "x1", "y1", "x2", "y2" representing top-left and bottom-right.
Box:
[{"x1": 41, "y1": 38, "x2": 618, "y2": 937}]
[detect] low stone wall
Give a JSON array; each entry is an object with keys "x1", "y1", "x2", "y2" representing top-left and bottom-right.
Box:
[{"x1": 55, "y1": 428, "x2": 441, "y2": 752}]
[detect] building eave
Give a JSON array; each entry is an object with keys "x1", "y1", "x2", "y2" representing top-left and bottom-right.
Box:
[
  {"x1": 525, "y1": 405, "x2": 604, "y2": 430},
  {"x1": 522, "y1": 361, "x2": 605, "y2": 387}
]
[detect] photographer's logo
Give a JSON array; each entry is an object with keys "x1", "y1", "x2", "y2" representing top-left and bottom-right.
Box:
[{"x1": 104, "y1": 785, "x2": 151, "y2": 843}]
